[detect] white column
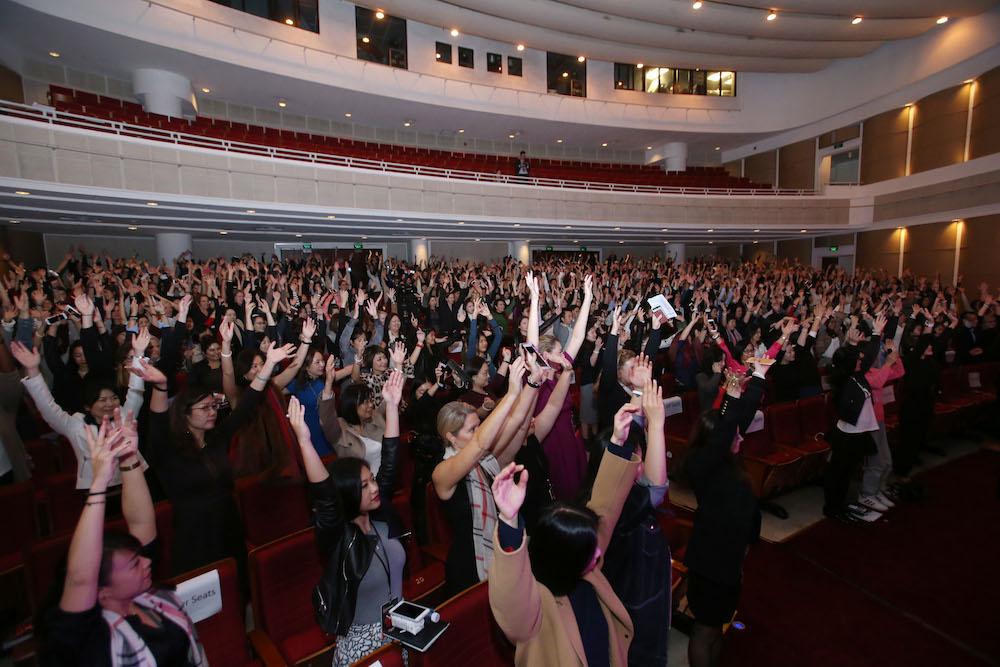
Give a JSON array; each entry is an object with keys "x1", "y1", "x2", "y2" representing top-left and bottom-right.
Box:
[
  {"x1": 156, "y1": 232, "x2": 192, "y2": 263},
  {"x1": 663, "y1": 242, "x2": 686, "y2": 264},
  {"x1": 952, "y1": 221, "x2": 963, "y2": 286},
  {"x1": 647, "y1": 142, "x2": 688, "y2": 172},
  {"x1": 132, "y1": 69, "x2": 196, "y2": 118},
  {"x1": 509, "y1": 241, "x2": 530, "y2": 264},
  {"x1": 897, "y1": 227, "x2": 906, "y2": 277},
  {"x1": 410, "y1": 238, "x2": 429, "y2": 266}
]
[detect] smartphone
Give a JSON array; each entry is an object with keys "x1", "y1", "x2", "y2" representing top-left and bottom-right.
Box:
[
  {"x1": 707, "y1": 318, "x2": 717, "y2": 330},
  {"x1": 64, "y1": 304, "x2": 81, "y2": 317},
  {"x1": 446, "y1": 359, "x2": 470, "y2": 386},
  {"x1": 45, "y1": 313, "x2": 68, "y2": 326},
  {"x1": 520, "y1": 342, "x2": 552, "y2": 369}
]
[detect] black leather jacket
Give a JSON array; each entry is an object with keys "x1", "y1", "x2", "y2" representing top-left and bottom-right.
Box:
[{"x1": 311, "y1": 434, "x2": 403, "y2": 635}]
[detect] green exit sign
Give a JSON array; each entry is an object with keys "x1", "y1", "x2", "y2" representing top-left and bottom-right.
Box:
[
  {"x1": 546, "y1": 246, "x2": 553, "y2": 251},
  {"x1": 581, "y1": 247, "x2": 587, "y2": 252},
  {"x1": 829, "y1": 246, "x2": 838, "y2": 251},
  {"x1": 302, "y1": 244, "x2": 312, "y2": 249},
  {"x1": 354, "y1": 243, "x2": 363, "y2": 249},
  {"x1": 834, "y1": 142, "x2": 844, "y2": 149}
]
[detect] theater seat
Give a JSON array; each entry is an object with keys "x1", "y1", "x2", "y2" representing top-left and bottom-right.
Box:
[
  {"x1": 409, "y1": 581, "x2": 514, "y2": 667},
  {"x1": 391, "y1": 495, "x2": 446, "y2": 601},
  {"x1": 739, "y1": 413, "x2": 803, "y2": 499},
  {"x1": 769, "y1": 402, "x2": 828, "y2": 482},
  {"x1": 169, "y1": 558, "x2": 260, "y2": 667},
  {"x1": 43, "y1": 473, "x2": 85, "y2": 536},
  {"x1": 248, "y1": 528, "x2": 335, "y2": 665},
  {"x1": 349, "y1": 642, "x2": 406, "y2": 667},
  {"x1": 236, "y1": 475, "x2": 311, "y2": 549},
  {"x1": 420, "y1": 482, "x2": 453, "y2": 566},
  {"x1": 664, "y1": 392, "x2": 698, "y2": 474}
]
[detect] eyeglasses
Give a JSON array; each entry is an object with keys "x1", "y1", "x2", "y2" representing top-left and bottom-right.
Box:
[{"x1": 191, "y1": 404, "x2": 219, "y2": 413}]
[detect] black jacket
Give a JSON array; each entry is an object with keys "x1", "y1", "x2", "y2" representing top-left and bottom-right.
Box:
[
  {"x1": 311, "y1": 434, "x2": 402, "y2": 635},
  {"x1": 833, "y1": 334, "x2": 881, "y2": 425}
]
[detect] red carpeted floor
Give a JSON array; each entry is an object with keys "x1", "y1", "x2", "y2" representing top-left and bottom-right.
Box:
[{"x1": 720, "y1": 449, "x2": 1000, "y2": 667}]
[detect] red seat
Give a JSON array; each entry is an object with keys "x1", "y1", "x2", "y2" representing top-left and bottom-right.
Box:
[
  {"x1": 0, "y1": 483, "x2": 40, "y2": 563},
  {"x1": 349, "y1": 642, "x2": 406, "y2": 666},
  {"x1": 24, "y1": 439, "x2": 60, "y2": 482},
  {"x1": 739, "y1": 413, "x2": 803, "y2": 499},
  {"x1": 664, "y1": 392, "x2": 698, "y2": 473},
  {"x1": 769, "y1": 402, "x2": 828, "y2": 481},
  {"x1": 248, "y1": 528, "x2": 334, "y2": 665},
  {"x1": 421, "y1": 483, "x2": 453, "y2": 566},
  {"x1": 43, "y1": 473, "x2": 84, "y2": 536},
  {"x1": 235, "y1": 475, "x2": 311, "y2": 549},
  {"x1": 794, "y1": 395, "x2": 833, "y2": 478},
  {"x1": 391, "y1": 495, "x2": 446, "y2": 601},
  {"x1": 409, "y1": 581, "x2": 514, "y2": 667},
  {"x1": 169, "y1": 558, "x2": 260, "y2": 667}
]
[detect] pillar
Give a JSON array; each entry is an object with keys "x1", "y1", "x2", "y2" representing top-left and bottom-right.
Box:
[
  {"x1": 156, "y1": 232, "x2": 192, "y2": 264},
  {"x1": 410, "y1": 238, "x2": 429, "y2": 266},
  {"x1": 132, "y1": 69, "x2": 196, "y2": 118},
  {"x1": 663, "y1": 242, "x2": 686, "y2": 265},
  {"x1": 647, "y1": 142, "x2": 688, "y2": 172},
  {"x1": 509, "y1": 241, "x2": 530, "y2": 265}
]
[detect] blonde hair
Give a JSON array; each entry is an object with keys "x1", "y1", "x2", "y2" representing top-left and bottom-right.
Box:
[
  {"x1": 537, "y1": 334, "x2": 560, "y2": 355},
  {"x1": 437, "y1": 401, "x2": 477, "y2": 442}
]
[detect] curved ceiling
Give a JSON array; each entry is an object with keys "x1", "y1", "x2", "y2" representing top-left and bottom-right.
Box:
[{"x1": 373, "y1": 0, "x2": 999, "y2": 71}]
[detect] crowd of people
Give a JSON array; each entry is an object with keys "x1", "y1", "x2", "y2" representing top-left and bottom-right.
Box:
[{"x1": 2, "y1": 244, "x2": 997, "y2": 666}]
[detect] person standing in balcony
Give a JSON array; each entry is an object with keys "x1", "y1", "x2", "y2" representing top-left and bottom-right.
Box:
[{"x1": 514, "y1": 151, "x2": 531, "y2": 177}]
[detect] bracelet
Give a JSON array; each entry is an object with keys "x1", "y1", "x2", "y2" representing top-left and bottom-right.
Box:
[
  {"x1": 153, "y1": 385, "x2": 168, "y2": 392},
  {"x1": 87, "y1": 490, "x2": 108, "y2": 496},
  {"x1": 415, "y1": 343, "x2": 423, "y2": 348},
  {"x1": 220, "y1": 351, "x2": 232, "y2": 357},
  {"x1": 256, "y1": 375, "x2": 270, "y2": 383},
  {"x1": 119, "y1": 460, "x2": 142, "y2": 472},
  {"x1": 300, "y1": 337, "x2": 313, "y2": 344},
  {"x1": 85, "y1": 500, "x2": 106, "y2": 507},
  {"x1": 525, "y1": 379, "x2": 541, "y2": 389}
]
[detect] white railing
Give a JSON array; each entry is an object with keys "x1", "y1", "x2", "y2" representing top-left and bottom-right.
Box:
[{"x1": 0, "y1": 101, "x2": 815, "y2": 196}]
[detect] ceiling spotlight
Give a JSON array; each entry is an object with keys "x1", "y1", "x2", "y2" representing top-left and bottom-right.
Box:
[
  {"x1": 509, "y1": 134, "x2": 515, "y2": 138},
  {"x1": 565, "y1": 225, "x2": 572, "y2": 229},
  {"x1": 852, "y1": 16, "x2": 862, "y2": 24},
  {"x1": 458, "y1": 128, "x2": 465, "y2": 132},
  {"x1": 614, "y1": 227, "x2": 621, "y2": 230},
  {"x1": 458, "y1": 221, "x2": 465, "y2": 225},
  {"x1": 708, "y1": 241, "x2": 714, "y2": 244},
  {"x1": 800, "y1": 229, "x2": 807, "y2": 232},
  {"x1": 375, "y1": 10, "x2": 385, "y2": 19},
  {"x1": 514, "y1": 223, "x2": 521, "y2": 226},
  {"x1": 766, "y1": 11, "x2": 777, "y2": 20},
  {"x1": 397, "y1": 218, "x2": 404, "y2": 221},
  {"x1": 636, "y1": 63, "x2": 644, "y2": 69},
  {"x1": 277, "y1": 98, "x2": 287, "y2": 107},
  {"x1": 328, "y1": 215, "x2": 336, "y2": 219},
  {"x1": 201, "y1": 87, "x2": 211, "y2": 93},
  {"x1": 436, "y1": 53, "x2": 441, "y2": 59},
  {"x1": 573, "y1": 240, "x2": 579, "y2": 243},
  {"x1": 646, "y1": 146, "x2": 652, "y2": 150},
  {"x1": 295, "y1": 233, "x2": 302, "y2": 237},
  {"x1": 619, "y1": 240, "x2": 624, "y2": 244},
  {"x1": 753, "y1": 240, "x2": 759, "y2": 244},
  {"x1": 753, "y1": 228, "x2": 760, "y2": 232},
  {"x1": 707, "y1": 228, "x2": 714, "y2": 232},
  {"x1": 577, "y1": 56, "x2": 586, "y2": 62},
  {"x1": 128, "y1": 226, "x2": 137, "y2": 230},
  {"x1": 715, "y1": 146, "x2": 721, "y2": 150},
  {"x1": 146, "y1": 201, "x2": 158, "y2": 206},
  {"x1": 964, "y1": 79, "x2": 974, "y2": 84},
  {"x1": 556, "y1": 139, "x2": 563, "y2": 143},
  {"x1": 285, "y1": 18, "x2": 294, "y2": 25},
  {"x1": 475, "y1": 238, "x2": 480, "y2": 241},
  {"x1": 362, "y1": 36, "x2": 370, "y2": 43},
  {"x1": 661, "y1": 228, "x2": 669, "y2": 231},
  {"x1": 692, "y1": 0, "x2": 702, "y2": 7},
  {"x1": 246, "y1": 209, "x2": 256, "y2": 213},
  {"x1": 936, "y1": 16, "x2": 948, "y2": 24},
  {"x1": 49, "y1": 51, "x2": 60, "y2": 58},
  {"x1": 516, "y1": 44, "x2": 525, "y2": 51},
  {"x1": 404, "y1": 121, "x2": 412, "y2": 127},
  {"x1": 14, "y1": 190, "x2": 30, "y2": 195},
  {"x1": 362, "y1": 236, "x2": 368, "y2": 240},
  {"x1": 562, "y1": 72, "x2": 569, "y2": 77},
  {"x1": 219, "y1": 231, "x2": 228, "y2": 235},
  {"x1": 10, "y1": 220, "x2": 20, "y2": 224},
  {"x1": 602, "y1": 142, "x2": 608, "y2": 147},
  {"x1": 345, "y1": 113, "x2": 352, "y2": 117},
  {"x1": 451, "y1": 28, "x2": 459, "y2": 36}
]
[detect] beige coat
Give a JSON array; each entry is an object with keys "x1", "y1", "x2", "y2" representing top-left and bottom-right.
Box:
[
  {"x1": 489, "y1": 450, "x2": 641, "y2": 666},
  {"x1": 317, "y1": 393, "x2": 385, "y2": 460}
]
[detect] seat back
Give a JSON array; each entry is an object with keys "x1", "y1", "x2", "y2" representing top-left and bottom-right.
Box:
[
  {"x1": 767, "y1": 403, "x2": 802, "y2": 445},
  {"x1": 939, "y1": 367, "x2": 964, "y2": 401},
  {"x1": 248, "y1": 528, "x2": 329, "y2": 661},
  {"x1": 1, "y1": 482, "x2": 39, "y2": 558},
  {"x1": 44, "y1": 472, "x2": 84, "y2": 536},
  {"x1": 424, "y1": 482, "x2": 454, "y2": 548},
  {"x1": 411, "y1": 581, "x2": 513, "y2": 666},
  {"x1": 349, "y1": 642, "x2": 407, "y2": 667},
  {"x1": 797, "y1": 395, "x2": 831, "y2": 438},
  {"x1": 236, "y1": 475, "x2": 311, "y2": 548},
  {"x1": 169, "y1": 558, "x2": 253, "y2": 667}
]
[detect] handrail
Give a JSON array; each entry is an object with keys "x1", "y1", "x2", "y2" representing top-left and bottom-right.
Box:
[{"x1": 0, "y1": 101, "x2": 815, "y2": 196}]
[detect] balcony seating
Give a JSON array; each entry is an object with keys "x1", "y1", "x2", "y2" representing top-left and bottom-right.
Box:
[{"x1": 45, "y1": 85, "x2": 776, "y2": 191}]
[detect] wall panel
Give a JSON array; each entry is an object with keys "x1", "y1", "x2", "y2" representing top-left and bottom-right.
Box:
[
  {"x1": 902, "y1": 221, "x2": 957, "y2": 279},
  {"x1": 722, "y1": 160, "x2": 742, "y2": 179},
  {"x1": 910, "y1": 84, "x2": 970, "y2": 175},
  {"x1": 860, "y1": 108, "x2": 909, "y2": 184},
  {"x1": 961, "y1": 215, "x2": 1000, "y2": 290},
  {"x1": 855, "y1": 228, "x2": 901, "y2": 273},
  {"x1": 970, "y1": 66, "x2": 1000, "y2": 160},
  {"x1": 776, "y1": 238, "x2": 812, "y2": 264},
  {"x1": 778, "y1": 139, "x2": 816, "y2": 190},
  {"x1": 744, "y1": 151, "x2": 776, "y2": 188}
]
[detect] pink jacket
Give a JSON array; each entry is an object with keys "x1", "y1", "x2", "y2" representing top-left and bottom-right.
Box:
[
  {"x1": 716, "y1": 335, "x2": 782, "y2": 375},
  {"x1": 865, "y1": 356, "x2": 905, "y2": 422}
]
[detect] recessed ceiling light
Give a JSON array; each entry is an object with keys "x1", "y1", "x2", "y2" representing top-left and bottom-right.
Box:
[
  {"x1": 766, "y1": 11, "x2": 777, "y2": 21},
  {"x1": 295, "y1": 233, "x2": 302, "y2": 237},
  {"x1": 936, "y1": 16, "x2": 948, "y2": 24},
  {"x1": 345, "y1": 113, "x2": 352, "y2": 117},
  {"x1": 573, "y1": 240, "x2": 578, "y2": 243},
  {"x1": 246, "y1": 209, "x2": 255, "y2": 213},
  {"x1": 661, "y1": 228, "x2": 669, "y2": 231},
  {"x1": 220, "y1": 231, "x2": 228, "y2": 235},
  {"x1": 285, "y1": 18, "x2": 294, "y2": 25},
  {"x1": 14, "y1": 191, "x2": 30, "y2": 195},
  {"x1": 451, "y1": 28, "x2": 459, "y2": 36},
  {"x1": 458, "y1": 129, "x2": 465, "y2": 133},
  {"x1": 753, "y1": 228, "x2": 760, "y2": 232},
  {"x1": 636, "y1": 63, "x2": 644, "y2": 69},
  {"x1": 577, "y1": 56, "x2": 586, "y2": 63},
  {"x1": 715, "y1": 146, "x2": 721, "y2": 150},
  {"x1": 508, "y1": 134, "x2": 515, "y2": 138},
  {"x1": 514, "y1": 223, "x2": 520, "y2": 227},
  {"x1": 707, "y1": 228, "x2": 714, "y2": 232},
  {"x1": 458, "y1": 221, "x2": 464, "y2": 225},
  {"x1": 362, "y1": 36, "x2": 370, "y2": 43},
  {"x1": 49, "y1": 52, "x2": 60, "y2": 58},
  {"x1": 800, "y1": 229, "x2": 807, "y2": 232},
  {"x1": 404, "y1": 121, "x2": 411, "y2": 127},
  {"x1": 692, "y1": 1, "x2": 702, "y2": 8},
  {"x1": 614, "y1": 227, "x2": 621, "y2": 230},
  {"x1": 619, "y1": 240, "x2": 624, "y2": 244},
  {"x1": 375, "y1": 10, "x2": 385, "y2": 19},
  {"x1": 556, "y1": 139, "x2": 563, "y2": 143},
  {"x1": 397, "y1": 218, "x2": 404, "y2": 221},
  {"x1": 565, "y1": 225, "x2": 572, "y2": 229},
  {"x1": 708, "y1": 240, "x2": 714, "y2": 244},
  {"x1": 646, "y1": 146, "x2": 652, "y2": 150},
  {"x1": 562, "y1": 72, "x2": 569, "y2": 77},
  {"x1": 146, "y1": 201, "x2": 158, "y2": 206},
  {"x1": 516, "y1": 44, "x2": 525, "y2": 51},
  {"x1": 602, "y1": 142, "x2": 608, "y2": 147},
  {"x1": 128, "y1": 226, "x2": 138, "y2": 230},
  {"x1": 753, "y1": 240, "x2": 759, "y2": 244},
  {"x1": 277, "y1": 99, "x2": 287, "y2": 107},
  {"x1": 328, "y1": 215, "x2": 336, "y2": 219},
  {"x1": 362, "y1": 236, "x2": 368, "y2": 240},
  {"x1": 852, "y1": 16, "x2": 862, "y2": 24},
  {"x1": 9, "y1": 220, "x2": 19, "y2": 224},
  {"x1": 475, "y1": 238, "x2": 480, "y2": 241},
  {"x1": 201, "y1": 87, "x2": 211, "y2": 93}
]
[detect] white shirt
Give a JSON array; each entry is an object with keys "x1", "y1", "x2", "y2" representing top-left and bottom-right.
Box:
[{"x1": 359, "y1": 434, "x2": 382, "y2": 476}]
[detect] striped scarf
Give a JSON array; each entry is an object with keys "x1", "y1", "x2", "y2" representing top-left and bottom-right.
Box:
[
  {"x1": 102, "y1": 589, "x2": 206, "y2": 667},
  {"x1": 444, "y1": 447, "x2": 500, "y2": 581}
]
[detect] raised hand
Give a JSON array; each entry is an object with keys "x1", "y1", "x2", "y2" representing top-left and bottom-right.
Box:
[
  {"x1": 130, "y1": 357, "x2": 168, "y2": 386},
  {"x1": 74, "y1": 293, "x2": 95, "y2": 318},
  {"x1": 507, "y1": 355, "x2": 526, "y2": 393},
  {"x1": 266, "y1": 341, "x2": 297, "y2": 365},
  {"x1": 416, "y1": 329, "x2": 426, "y2": 345},
  {"x1": 109, "y1": 408, "x2": 140, "y2": 462},
  {"x1": 641, "y1": 380, "x2": 664, "y2": 427},
  {"x1": 632, "y1": 352, "x2": 653, "y2": 387},
  {"x1": 389, "y1": 340, "x2": 407, "y2": 365},
  {"x1": 611, "y1": 403, "x2": 640, "y2": 446},
  {"x1": 873, "y1": 312, "x2": 888, "y2": 335},
  {"x1": 219, "y1": 319, "x2": 234, "y2": 343},
  {"x1": 300, "y1": 318, "x2": 317, "y2": 343},
  {"x1": 131, "y1": 326, "x2": 151, "y2": 355},
  {"x1": 381, "y1": 369, "x2": 405, "y2": 407},
  {"x1": 286, "y1": 396, "x2": 311, "y2": 443},
  {"x1": 364, "y1": 299, "x2": 378, "y2": 319},
  {"x1": 10, "y1": 341, "x2": 41, "y2": 371},
  {"x1": 491, "y1": 462, "x2": 528, "y2": 526},
  {"x1": 86, "y1": 418, "x2": 132, "y2": 490},
  {"x1": 324, "y1": 353, "x2": 338, "y2": 385}
]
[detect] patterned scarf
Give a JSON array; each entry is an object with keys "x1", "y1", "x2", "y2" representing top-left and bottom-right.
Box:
[
  {"x1": 443, "y1": 447, "x2": 501, "y2": 581},
  {"x1": 102, "y1": 589, "x2": 206, "y2": 667}
]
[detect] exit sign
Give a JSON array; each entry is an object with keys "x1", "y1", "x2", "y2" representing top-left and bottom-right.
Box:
[
  {"x1": 829, "y1": 246, "x2": 838, "y2": 251},
  {"x1": 546, "y1": 246, "x2": 553, "y2": 251},
  {"x1": 581, "y1": 247, "x2": 587, "y2": 251},
  {"x1": 302, "y1": 244, "x2": 312, "y2": 249},
  {"x1": 354, "y1": 243, "x2": 363, "y2": 249},
  {"x1": 834, "y1": 142, "x2": 844, "y2": 149}
]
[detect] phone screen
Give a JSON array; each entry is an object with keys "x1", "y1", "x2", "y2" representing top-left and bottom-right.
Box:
[{"x1": 521, "y1": 342, "x2": 551, "y2": 369}]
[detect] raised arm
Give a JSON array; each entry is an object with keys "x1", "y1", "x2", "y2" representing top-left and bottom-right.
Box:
[
  {"x1": 288, "y1": 396, "x2": 329, "y2": 483},
  {"x1": 563, "y1": 275, "x2": 593, "y2": 360},
  {"x1": 640, "y1": 380, "x2": 667, "y2": 486},
  {"x1": 113, "y1": 408, "x2": 156, "y2": 546},
  {"x1": 219, "y1": 319, "x2": 239, "y2": 406},
  {"x1": 276, "y1": 318, "x2": 316, "y2": 389},
  {"x1": 525, "y1": 272, "x2": 540, "y2": 346}
]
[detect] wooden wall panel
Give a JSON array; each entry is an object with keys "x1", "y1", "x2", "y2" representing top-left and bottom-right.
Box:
[
  {"x1": 970, "y1": 66, "x2": 1000, "y2": 160},
  {"x1": 744, "y1": 150, "x2": 776, "y2": 188},
  {"x1": 0, "y1": 65, "x2": 23, "y2": 104},
  {"x1": 778, "y1": 139, "x2": 816, "y2": 190},
  {"x1": 960, "y1": 215, "x2": 1000, "y2": 290},
  {"x1": 818, "y1": 124, "x2": 861, "y2": 149},
  {"x1": 746, "y1": 243, "x2": 774, "y2": 263},
  {"x1": 722, "y1": 160, "x2": 742, "y2": 179},
  {"x1": 776, "y1": 238, "x2": 812, "y2": 264},
  {"x1": 910, "y1": 84, "x2": 970, "y2": 174},
  {"x1": 856, "y1": 228, "x2": 901, "y2": 273},
  {"x1": 860, "y1": 108, "x2": 909, "y2": 184},
  {"x1": 902, "y1": 221, "x2": 958, "y2": 279}
]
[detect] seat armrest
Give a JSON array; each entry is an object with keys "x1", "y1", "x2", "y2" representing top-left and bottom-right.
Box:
[{"x1": 249, "y1": 629, "x2": 288, "y2": 667}]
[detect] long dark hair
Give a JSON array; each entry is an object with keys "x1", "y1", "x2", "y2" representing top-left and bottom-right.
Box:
[
  {"x1": 340, "y1": 384, "x2": 373, "y2": 426},
  {"x1": 168, "y1": 384, "x2": 216, "y2": 459},
  {"x1": 528, "y1": 502, "x2": 600, "y2": 596},
  {"x1": 685, "y1": 407, "x2": 750, "y2": 482},
  {"x1": 294, "y1": 346, "x2": 324, "y2": 388},
  {"x1": 326, "y1": 457, "x2": 368, "y2": 521}
]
